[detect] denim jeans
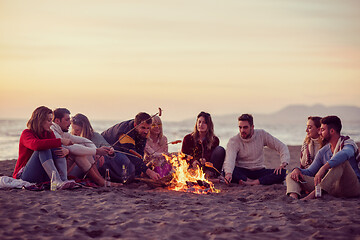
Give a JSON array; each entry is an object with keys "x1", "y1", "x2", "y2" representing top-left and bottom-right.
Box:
[
  {"x1": 98, "y1": 152, "x2": 135, "y2": 183},
  {"x1": 232, "y1": 166, "x2": 286, "y2": 185},
  {"x1": 20, "y1": 149, "x2": 67, "y2": 183}
]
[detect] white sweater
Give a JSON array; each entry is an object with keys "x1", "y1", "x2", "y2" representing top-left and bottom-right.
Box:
[
  {"x1": 50, "y1": 123, "x2": 97, "y2": 156},
  {"x1": 223, "y1": 129, "x2": 290, "y2": 174}
]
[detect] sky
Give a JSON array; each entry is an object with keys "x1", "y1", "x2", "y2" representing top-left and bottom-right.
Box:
[{"x1": 0, "y1": 0, "x2": 359, "y2": 122}]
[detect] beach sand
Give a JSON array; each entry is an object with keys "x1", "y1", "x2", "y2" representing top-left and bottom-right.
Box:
[{"x1": 1, "y1": 145, "x2": 360, "y2": 240}]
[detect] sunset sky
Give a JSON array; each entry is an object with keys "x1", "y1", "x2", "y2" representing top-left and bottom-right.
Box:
[{"x1": 0, "y1": 0, "x2": 359, "y2": 121}]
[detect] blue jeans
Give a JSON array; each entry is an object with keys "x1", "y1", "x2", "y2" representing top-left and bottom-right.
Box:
[
  {"x1": 20, "y1": 149, "x2": 67, "y2": 183},
  {"x1": 98, "y1": 152, "x2": 135, "y2": 183},
  {"x1": 232, "y1": 166, "x2": 286, "y2": 185}
]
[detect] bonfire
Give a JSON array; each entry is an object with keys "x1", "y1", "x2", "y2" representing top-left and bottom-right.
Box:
[{"x1": 164, "y1": 153, "x2": 220, "y2": 194}]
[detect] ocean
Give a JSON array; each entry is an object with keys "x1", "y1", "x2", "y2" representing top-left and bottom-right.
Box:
[{"x1": 1, "y1": 118, "x2": 360, "y2": 161}]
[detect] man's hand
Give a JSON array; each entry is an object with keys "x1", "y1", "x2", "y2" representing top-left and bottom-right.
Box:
[
  {"x1": 274, "y1": 162, "x2": 288, "y2": 175},
  {"x1": 96, "y1": 146, "x2": 112, "y2": 156},
  {"x1": 61, "y1": 138, "x2": 73, "y2": 146},
  {"x1": 314, "y1": 163, "x2": 329, "y2": 186},
  {"x1": 290, "y1": 168, "x2": 303, "y2": 182},
  {"x1": 225, "y1": 173, "x2": 232, "y2": 184},
  {"x1": 54, "y1": 147, "x2": 69, "y2": 158},
  {"x1": 108, "y1": 147, "x2": 115, "y2": 156},
  {"x1": 146, "y1": 169, "x2": 161, "y2": 180}
]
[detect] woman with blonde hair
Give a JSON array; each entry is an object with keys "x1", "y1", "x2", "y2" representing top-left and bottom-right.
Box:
[
  {"x1": 300, "y1": 116, "x2": 324, "y2": 169},
  {"x1": 181, "y1": 111, "x2": 225, "y2": 177},
  {"x1": 144, "y1": 116, "x2": 170, "y2": 177},
  {"x1": 13, "y1": 106, "x2": 74, "y2": 188},
  {"x1": 286, "y1": 116, "x2": 324, "y2": 199}
]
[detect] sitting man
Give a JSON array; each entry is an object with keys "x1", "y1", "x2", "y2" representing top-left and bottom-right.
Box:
[
  {"x1": 101, "y1": 112, "x2": 160, "y2": 180},
  {"x1": 224, "y1": 114, "x2": 290, "y2": 185},
  {"x1": 286, "y1": 115, "x2": 360, "y2": 200},
  {"x1": 51, "y1": 108, "x2": 121, "y2": 187}
]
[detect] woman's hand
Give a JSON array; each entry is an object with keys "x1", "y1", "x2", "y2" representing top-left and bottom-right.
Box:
[
  {"x1": 146, "y1": 169, "x2": 161, "y2": 180},
  {"x1": 199, "y1": 158, "x2": 206, "y2": 166},
  {"x1": 54, "y1": 147, "x2": 69, "y2": 158},
  {"x1": 95, "y1": 155, "x2": 105, "y2": 167},
  {"x1": 192, "y1": 160, "x2": 201, "y2": 169}
]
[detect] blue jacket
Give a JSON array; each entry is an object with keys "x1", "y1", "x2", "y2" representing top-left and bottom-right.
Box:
[{"x1": 300, "y1": 143, "x2": 360, "y2": 181}]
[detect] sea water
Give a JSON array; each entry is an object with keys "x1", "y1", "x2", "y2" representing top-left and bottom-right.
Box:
[{"x1": 1, "y1": 118, "x2": 360, "y2": 161}]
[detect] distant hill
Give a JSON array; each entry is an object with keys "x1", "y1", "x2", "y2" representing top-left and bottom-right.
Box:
[{"x1": 204, "y1": 104, "x2": 360, "y2": 125}]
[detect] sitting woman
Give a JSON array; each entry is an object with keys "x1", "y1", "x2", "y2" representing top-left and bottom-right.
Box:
[
  {"x1": 12, "y1": 106, "x2": 74, "y2": 189},
  {"x1": 299, "y1": 116, "x2": 324, "y2": 169},
  {"x1": 71, "y1": 113, "x2": 135, "y2": 183},
  {"x1": 286, "y1": 116, "x2": 324, "y2": 199},
  {"x1": 144, "y1": 116, "x2": 171, "y2": 177},
  {"x1": 181, "y1": 111, "x2": 225, "y2": 178}
]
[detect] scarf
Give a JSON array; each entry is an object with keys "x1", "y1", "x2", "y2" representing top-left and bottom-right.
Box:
[{"x1": 334, "y1": 136, "x2": 360, "y2": 162}]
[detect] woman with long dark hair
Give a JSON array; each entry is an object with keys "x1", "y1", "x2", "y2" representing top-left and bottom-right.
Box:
[{"x1": 181, "y1": 111, "x2": 225, "y2": 177}]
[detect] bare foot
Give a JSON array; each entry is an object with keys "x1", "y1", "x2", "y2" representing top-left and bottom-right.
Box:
[
  {"x1": 289, "y1": 193, "x2": 299, "y2": 199},
  {"x1": 301, "y1": 190, "x2": 315, "y2": 200},
  {"x1": 243, "y1": 179, "x2": 260, "y2": 186}
]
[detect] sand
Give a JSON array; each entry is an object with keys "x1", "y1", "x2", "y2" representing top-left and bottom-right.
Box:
[{"x1": 1, "y1": 145, "x2": 360, "y2": 240}]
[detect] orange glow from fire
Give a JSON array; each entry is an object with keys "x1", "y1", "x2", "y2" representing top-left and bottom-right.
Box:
[{"x1": 165, "y1": 153, "x2": 220, "y2": 194}]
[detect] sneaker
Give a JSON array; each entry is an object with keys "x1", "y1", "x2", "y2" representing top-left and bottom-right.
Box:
[{"x1": 57, "y1": 180, "x2": 78, "y2": 190}]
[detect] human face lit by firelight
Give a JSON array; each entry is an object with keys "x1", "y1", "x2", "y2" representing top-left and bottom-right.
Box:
[
  {"x1": 306, "y1": 119, "x2": 320, "y2": 139},
  {"x1": 136, "y1": 122, "x2": 151, "y2": 139},
  {"x1": 196, "y1": 116, "x2": 208, "y2": 134},
  {"x1": 238, "y1": 120, "x2": 254, "y2": 139}
]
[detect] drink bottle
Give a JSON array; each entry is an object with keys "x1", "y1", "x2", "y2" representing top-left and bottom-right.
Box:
[
  {"x1": 122, "y1": 165, "x2": 128, "y2": 184},
  {"x1": 50, "y1": 170, "x2": 57, "y2": 191},
  {"x1": 105, "y1": 168, "x2": 111, "y2": 187},
  {"x1": 315, "y1": 184, "x2": 321, "y2": 198}
]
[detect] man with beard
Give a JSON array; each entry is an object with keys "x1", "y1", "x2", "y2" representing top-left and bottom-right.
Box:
[
  {"x1": 223, "y1": 114, "x2": 290, "y2": 185},
  {"x1": 51, "y1": 108, "x2": 122, "y2": 187},
  {"x1": 286, "y1": 115, "x2": 360, "y2": 200},
  {"x1": 101, "y1": 112, "x2": 160, "y2": 180}
]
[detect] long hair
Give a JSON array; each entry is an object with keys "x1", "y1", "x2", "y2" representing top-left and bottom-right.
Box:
[
  {"x1": 192, "y1": 111, "x2": 215, "y2": 150},
  {"x1": 305, "y1": 116, "x2": 323, "y2": 146},
  {"x1": 151, "y1": 115, "x2": 163, "y2": 142},
  {"x1": 27, "y1": 106, "x2": 53, "y2": 137},
  {"x1": 71, "y1": 113, "x2": 94, "y2": 140}
]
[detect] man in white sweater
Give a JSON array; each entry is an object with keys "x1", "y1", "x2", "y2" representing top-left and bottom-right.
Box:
[{"x1": 224, "y1": 114, "x2": 290, "y2": 185}]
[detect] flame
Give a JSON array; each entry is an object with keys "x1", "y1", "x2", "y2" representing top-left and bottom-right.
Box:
[{"x1": 165, "y1": 152, "x2": 220, "y2": 194}]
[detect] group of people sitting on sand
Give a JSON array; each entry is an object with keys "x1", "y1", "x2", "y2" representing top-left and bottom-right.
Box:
[{"x1": 13, "y1": 106, "x2": 360, "y2": 200}]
